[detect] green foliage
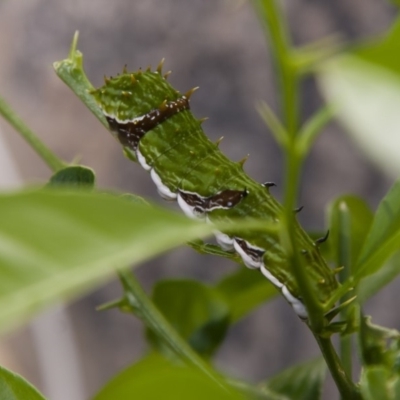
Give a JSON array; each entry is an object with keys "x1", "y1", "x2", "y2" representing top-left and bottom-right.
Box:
[
  {"x1": 355, "y1": 180, "x2": 400, "y2": 281},
  {"x1": 328, "y1": 196, "x2": 373, "y2": 274},
  {"x1": 0, "y1": 366, "x2": 45, "y2": 400},
  {"x1": 48, "y1": 165, "x2": 95, "y2": 188},
  {"x1": 216, "y1": 267, "x2": 277, "y2": 322},
  {"x1": 147, "y1": 280, "x2": 230, "y2": 358},
  {"x1": 113, "y1": 271, "x2": 229, "y2": 388},
  {"x1": 318, "y1": 17, "x2": 400, "y2": 178},
  {"x1": 262, "y1": 358, "x2": 327, "y2": 400},
  {"x1": 357, "y1": 252, "x2": 400, "y2": 303},
  {"x1": 1, "y1": 1, "x2": 400, "y2": 400},
  {"x1": 0, "y1": 189, "x2": 215, "y2": 333},
  {"x1": 360, "y1": 366, "x2": 394, "y2": 400},
  {"x1": 92, "y1": 353, "x2": 243, "y2": 400}
]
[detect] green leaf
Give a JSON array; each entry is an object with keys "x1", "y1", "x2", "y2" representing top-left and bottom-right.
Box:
[
  {"x1": 391, "y1": 377, "x2": 400, "y2": 399},
  {"x1": 359, "y1": 315, "x2": 400, "y2": 370},
  {"x1": 296, "y1": 105, "x2": 335, "y2": 157},
  {"x1": 256, "y1": 101, "x2": 288, "y2": 148},
  {"x1": 358, "y1": 252, "x2": 400, "y2": 303},
  {"x1": 261, "y1": 358, "x2": 327, "y2": 400},
  {"x1": 48, "y1": 165, "x2": 95, "y2": 188},
  {"x1": 119, "y1": 193, "x2": 149, "y2": 206},
  {"x1": 360, "y1": 366, "x2": 392, "y2": 400},
  {"x1": 114, "y1": 272, "x2": 226, "y2": 388},
  {"x1": 355, "y1": 18, "x2": 400, "y2": 76},
  {"x1": 355, "y1": 180, "x2": 400, "y2": 281},
  {"x1": 292, "y1": 35, "x2": 342, "y2": 75},
  {"x1": 318, "y1": 19, "x2": 400, "y2": 178},
  {"x1": 147, "y1": 280, "x2": 230, "y2": 358},
  {"x1": 328, "y1": 196, "x2": 373, "y2": 275},
  {"x1": 0, "y1": 189, "x2": 215, "y2": 333},
  {"x1": 216, "y1": 267, "x2": 277, "y2": 322},
  {"x1": 92, "y1": 353, "x2": 243, "y2": 400},
  {"x1": 0, "y1": 365, "x2": 46, "y2": 400}
]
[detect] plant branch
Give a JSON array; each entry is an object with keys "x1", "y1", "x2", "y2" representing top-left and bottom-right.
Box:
[
  {"x1": 251, "y1": 0, "x2": 298, "y2": 137},
  {"x1": 251, "y1": 2, "x2": 358, "y2": 398},
  {"x1": 0, "y1": 95, "x2": 66, "y2": 172},
  {"x1": 252, "y1": 0, "x2": 324, "y2": 329},
  {"x1": 315, "y1": 335, "x2": 361, "y2": 400},
  {"x1": 337, "y1": 203, "x2": 354, "y2": 383}
]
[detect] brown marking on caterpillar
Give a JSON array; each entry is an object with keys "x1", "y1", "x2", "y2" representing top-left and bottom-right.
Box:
[
  {"x1": 233, "y1": 237, "x2": 265, "y2": 269},
  {"x1": 234, "y1": 238, "x2": 265, "y2": 260},
  {"x1": 106, "y1": 97, "x2": 190, "y2": 151},
  {"x1": 177, "y1": 188, "x2": 247, "y2": 218},
  {"x1": 206, "y1": 189, "x2": 248, "y2": 211}
]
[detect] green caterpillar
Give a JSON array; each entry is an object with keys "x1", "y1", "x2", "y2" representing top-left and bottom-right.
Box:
[{"x1": 92, "y1": 62, "x2": 339, "y2": 319}]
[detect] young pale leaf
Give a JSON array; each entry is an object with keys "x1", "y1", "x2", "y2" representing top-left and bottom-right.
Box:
[
  {"x1": 0, "y1": 189, "x2": 215, "y2": 334},
  {"x1": 357, "y1": 252, "x2": 400, "y2": 303},
  {"x1": 0, "y1": 365, "x2": 46, "y2": 400},
  {"x1": 216, "y1": 267, "x2": 277, "y2": 322},
  {"x1": 328, "y1": 196, "x2": 373, "y2": 274},
  {"x1": 92, "y1": 353, "x2": 243, "y2": 400},
  {"x1": 359, "y1": 315, "x2": 400, "y2": 369},
  {"x1": 147, "y1": 280, "x2": 230, "y2": 358},
  {"x1": 318, "y1": 18, "x2": 400, "y2": 177},
  {"x1": 355, "y1": 18, "x2": 400, "y2": 76},
  {"x1": 355, "y1": 180, "x2": 400, "y2": 281},
  {"x1": 48, "y1": 165, "x2": 95, "y2": 188},
  {"x1": 261, "y1": 357, "x2": 326, "y2": 400},
  {"x1": 360, "y1": 366, "x2": 392, "y2": 400}
]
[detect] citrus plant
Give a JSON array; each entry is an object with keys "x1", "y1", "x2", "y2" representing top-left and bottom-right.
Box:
[{"x1": 0, "y1": 1, "x2": 400, "y2": 399}]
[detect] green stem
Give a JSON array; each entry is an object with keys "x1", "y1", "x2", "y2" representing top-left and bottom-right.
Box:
[
  {"x1": 337, "y1": 203, "x2": 353, "y2": 386},
  {"x1": 252, "y1": 2, "x2": 358, "y2": 397},
  {"x1": 340, "y1": 335, "x2": 353, "y2": 391},
  {"x1": 251, "y1": 0, "x2": 298, "y2": 137},
  {"x1": 315, "y1": 335, "x2": 361, "y2": 400},
  {"x1": 0, "y1": 95, "x2": 66, "y2": 172},
  {"x1": 254, "y1": 0, "x2": 324, "y2": 329},
  {"x1": 284, "y1": 150, "x2": 325, "y2": 331}
]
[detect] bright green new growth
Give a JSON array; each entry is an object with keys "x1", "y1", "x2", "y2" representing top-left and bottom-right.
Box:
[{"x1": 92, "y1": 68, "x2": 339, "y2": 314}]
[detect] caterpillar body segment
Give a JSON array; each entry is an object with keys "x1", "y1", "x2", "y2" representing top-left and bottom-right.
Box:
[{"x1": 93, "y1": 67, "x2": 339, "y2": 319}]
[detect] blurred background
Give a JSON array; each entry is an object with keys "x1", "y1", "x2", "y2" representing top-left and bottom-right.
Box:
[{"x1": 0, "y1": 0, "x2": 397, "y2": 399}]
